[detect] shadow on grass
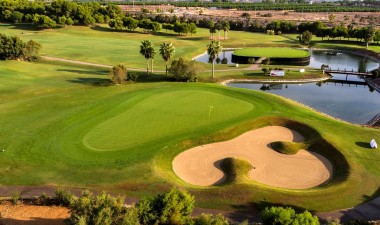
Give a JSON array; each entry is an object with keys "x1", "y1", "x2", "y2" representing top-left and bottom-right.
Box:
[
  {"x1": 67, "y1": 77, "x2": 111, "y2": 86},
  {"x1": 355, "y1": 141, "x2": 371, "y2": 149},
  {"x1": 7, "y1": 23, "x2": 40, "y2": 31},
  {"x1": 57, "y1": 69, "x2": 108, "y2": 76},
  {"x1": 90, "y1": 25, "x2": 118, "y2": 33}
]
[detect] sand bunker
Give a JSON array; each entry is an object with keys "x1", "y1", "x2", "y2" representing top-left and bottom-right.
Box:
[{"x1": 173, "y1": 126, "x2": 333, "y2": 189}]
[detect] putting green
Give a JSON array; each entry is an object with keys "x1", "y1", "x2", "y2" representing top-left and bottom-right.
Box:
[
  {"x1": 83, "y1": 90, "x2": 254, "y2": 151},
  {"x1": 233, "y1": 47, "x2": 310, "y2": 58}
]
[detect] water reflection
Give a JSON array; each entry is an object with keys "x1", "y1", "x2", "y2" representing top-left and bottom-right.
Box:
[{"x1": 228, "y1": 82, "x2": 380, "y2": 124}]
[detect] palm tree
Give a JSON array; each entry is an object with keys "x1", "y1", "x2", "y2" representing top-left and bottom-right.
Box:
[
  {"x1": 221, "y1": 20, "x2": 230, "y2": 40},
  {"x1": 215, "y1": 22, "x2": 222, "y2": 40},
  {"x1": 159, "y1": 42, "x2": 175, "y2": 76},
  {"x1": 207, "y1": 40, "x2": 222, "y2": 79},
  {"x1": 140, "y1": 40, "x2": 156, "y2": 75}
]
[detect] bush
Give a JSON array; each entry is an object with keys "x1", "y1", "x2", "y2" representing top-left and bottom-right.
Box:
[
  {"x1": 137, "y1": 188, "x2": 195, "y2": 225},
  {"x1": 262, "y1": 68, "x2": 268, "y2": 75},
  {"x1": 262, "y1": 206, "x2": 319, "y2": 225},
  {"x1": 55, "y1": 189, "x2": 75, "y2": 206},
  {"x1": 169, "y1": 58, "x2": 204, "y2": 82},
  {"x1": 127, "y1": 72, "x2": 139, "y2": 82},
  {"x1": 193, "y1": 213, "x2": 229, "y2": 225},
  {"x1": 12, "y1": 191, "x2": 21, "y2": 205},
  {"x1": 36, "y1": 193, "x2": 50, "y2": 206},
  {"x1": 66, "y1": 191, "x2": 140, "y2": 225},
  {"x1": 221, "y1": 58, "x2": 228, "y2": 64}
]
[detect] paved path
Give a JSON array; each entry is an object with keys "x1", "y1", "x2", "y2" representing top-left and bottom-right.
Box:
[
  {"x1": 42, "y1": 56, "x2": 258, "y2": 73},
  {"x1": 0, "y1": 185, "x2": 379, "y2": 223}
]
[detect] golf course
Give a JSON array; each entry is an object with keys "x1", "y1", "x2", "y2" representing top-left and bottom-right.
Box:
[{"x1": 1, "y1": 22, "x2": 380, "y2": 215}]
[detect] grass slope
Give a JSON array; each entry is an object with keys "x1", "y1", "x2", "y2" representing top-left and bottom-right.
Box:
[{"x1": 233, "y1": 47, "x2": 310, "y2": 58}]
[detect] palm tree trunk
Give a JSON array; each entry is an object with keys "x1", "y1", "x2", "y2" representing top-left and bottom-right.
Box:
[
  {"x1": 165, "y1": 62, "x2": 168, "y2": 76},
  {"x1": 224, "y1": 31, "x2": 226, "y2": 40},
  {"x1": 212, "y1": 61, "x2": 215, "y2": 79},
  {"x1": 146, "y1": 59, "x2": 149, "y2": 75},
  {"x1": 151, "y1": 58, "x2": 154, "y2": 73}
]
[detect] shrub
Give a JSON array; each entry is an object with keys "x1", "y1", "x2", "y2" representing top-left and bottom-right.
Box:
[
  {"x1": 221, "y1": 58, "x2": 228, "y2": 64},
  {"x1": 137, "y1": 188, "x2": 195, "y2": 225},
  {"x1": 262, "y1": 68, "x2": 268, "y2": 75},
  {"x1": 248, "y1": 58, "x2": 255, "y2": 64},
  {"x1": 262, "y1": 206, "x2": 319, "y2": 225},
  {"x1": 127, "y1": 72, "x2": 139, "y2": 82},
  {"x1": 36, "y1": 193, "x2": 50, "y2": 206},
  {"x1": 12, "y1": 191, "x2": 21, "y2": 205},
  {"x1": 169, "y1": 58, "x2": 204, "y2": 82},
  {"x1": 55, "y1": 188, "x2": 75, "y2": 206},
  {"x1": 193, "y1": 213, "x2": 229, "y2": 225}
]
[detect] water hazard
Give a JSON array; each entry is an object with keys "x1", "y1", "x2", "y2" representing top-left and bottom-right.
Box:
[{"x1": 196, "y1": 49, "x2": 380, "y2": 124}]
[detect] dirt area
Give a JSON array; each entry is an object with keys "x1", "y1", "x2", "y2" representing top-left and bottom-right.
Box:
[
  {"x1": 173, "y1": 126, "x2": 333, "y2": 189},
  {"x1": 0, "y1": 203, "x2": 69, "y2": 225},
  {"x1": 120, "y1": 5, "x2": 380, "y2": 26}
]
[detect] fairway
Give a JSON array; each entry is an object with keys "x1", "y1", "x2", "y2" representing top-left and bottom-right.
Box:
[{"x1": 233, "y1": 47, "x2": 311, "y2": 58}]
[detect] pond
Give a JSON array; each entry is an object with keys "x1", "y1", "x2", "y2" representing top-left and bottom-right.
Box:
[
  {"x1": 195, "y1": 49, "x2": 380, "y2": 124},
  {"x1": 195, "y1": 49, "x2": 379, "y2": 73}
]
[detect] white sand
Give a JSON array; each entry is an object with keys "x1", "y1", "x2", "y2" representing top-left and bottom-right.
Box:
[{"x1": 172, "y1": 126, "x2": 333, "y2": 189}]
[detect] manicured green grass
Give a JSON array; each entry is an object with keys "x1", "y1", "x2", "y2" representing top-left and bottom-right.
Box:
[
  {"x1": 0, "y1": 23, "x2": 301, "y2": 71},
  {"x1": 1, "y1": 60, "x2": 380, "y2": 213},
  {"x1": 233, "y1": 47, "x2": 311, "y2": 58},
  {"x1": 271, "y1": 141, "x2": 308, "y2": 155},
  {"x1": 2, "y1": 24, "x2": 380, "y2": 213}
]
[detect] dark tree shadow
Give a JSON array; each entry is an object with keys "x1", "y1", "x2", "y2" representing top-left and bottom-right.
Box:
[
  {"x1": 0, "y1": 217, "x2": 66, "y2": 225},
  {"x1": 355, "y1": 141, "x2": 371, "y2": 149},
  {"x1": 67, "y1": 78, "x2": 110, "y2": 86},
  {"x1": 57, "y1": 69, "x2": 108, "y2": 76}
]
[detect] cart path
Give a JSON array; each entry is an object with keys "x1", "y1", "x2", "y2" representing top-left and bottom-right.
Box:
[
  {"x1": 42, "y1": 56, "x2": 258, "y2": 72},
  {"x1": 0, "y1": 185, "x2": 379, "y2": 223}
]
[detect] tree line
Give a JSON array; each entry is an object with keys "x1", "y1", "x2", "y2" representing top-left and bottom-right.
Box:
[
  {"x1": 108, "y1": 16, "x2": 197, "y2": 36},
  {"x1": 0, "y1": 0, "x2": 124, "y2": 28},
  {"x1": 117, "y1": 1, "x2": 380, "y2": 12},
  {"x1": 0, "y1": 33, "x2": 41, "y2": 60}
]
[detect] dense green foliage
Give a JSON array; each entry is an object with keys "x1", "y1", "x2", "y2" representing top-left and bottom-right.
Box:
[
  {"x1": 0, "y1": 33, "x2": 41, "y2": 60},
  {"x1": 261, "y1": 207, "x2": 319, "y2": 225},
  {"x1": 271, "y1": 141, "x2": 308, "y2": 155},
  {"x1": 0, "y1": 0, "x2": 123, "y2": 28},
  {"x1": 66, "y1": 191, "x2": 140, "y2": 225},
  {"x1": 137, "y1": 188, "x2": 194, "y2": 225},
  {"x1": 169, "y1": 58, "x2": 203, "y2": 82},
  {"x1": 233, "y1": 48, "x2": 310, "y2": 58},
  {"x1": 298, "y1": 30, "x2": 313, "y2": 46}
]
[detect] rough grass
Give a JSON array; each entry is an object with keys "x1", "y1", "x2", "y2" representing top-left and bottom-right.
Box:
[
  {"x1": 220, "y1": 158, "x2": 253, "y2": 184},
  {"x1": 271, "y1": 141, "x2": 308, "y2": 155},
  {"x1": 233, "y1": 47, "x2": 311, "y2": 58}
]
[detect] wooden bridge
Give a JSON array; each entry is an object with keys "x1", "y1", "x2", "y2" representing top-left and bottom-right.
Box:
[
  {"x1": 325, "y1": 79, "x2": 368, "y2": 87},
  {"x1": 324, "y1": 68, "x2": 373, "y2": 76}
]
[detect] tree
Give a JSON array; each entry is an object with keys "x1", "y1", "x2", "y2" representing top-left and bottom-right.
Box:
[
  {"x1": 159, "y1": 42, "x2": 175, "y2": 76},
  {"x1": 374, "y1": 30, "x2": 380, "y2": 44},
  {"x1": 363, "y1": 25, "x2": 376, "y2": 49},
  {"x1": 109, "y1": 18, "x2": 123, "y2": 31},
  {"x1": 123, "y1": 17, "x2": 138, "y2": 31},
  {"x1": 25, "y1": 40, "x2": 42, "y2": 60},
  {"x1": 169, "y1": 58, "x2": 203, "y2": 82},
  {"x1": 137, "y1": 188, "x2": 195, "y2": 225},
  {"x1": 209, "y1": 25, "x2": 217, "y2": 40},
  {"x1": 139, "y1": 40, "x2": 155, "y2": 75},
  {"x1": 221, "y1": 20, "x2": 230, "y2": 40},
  {"x1": 0, "y1": 33, "x2": 25, "y2": 60},
  {"x1": 298, "y1": 30, "x2": 313, "y2": 46},
  {"x1": 207, "y1": 40, "x2": 222, "y2": 79},
  {"x1": 108, "y1": 64, "x2": 127, "y2": 84}
]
